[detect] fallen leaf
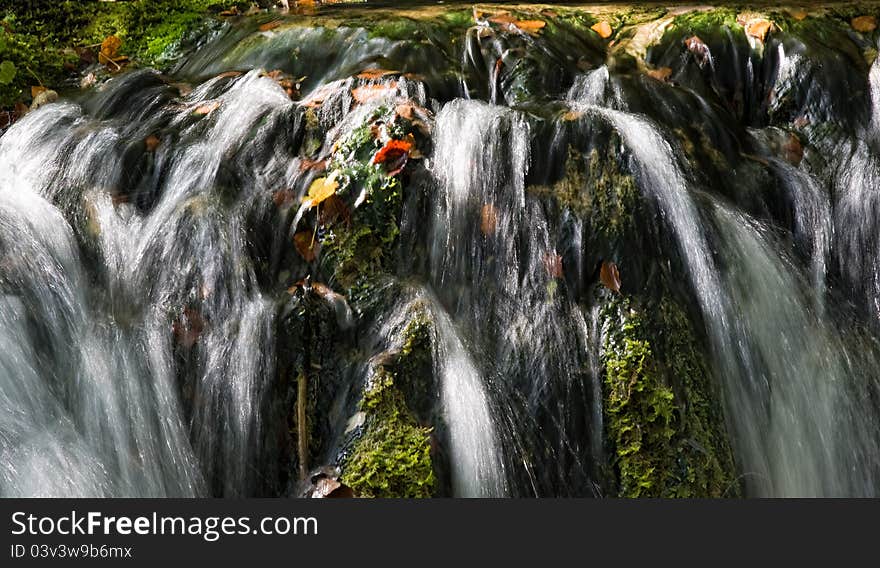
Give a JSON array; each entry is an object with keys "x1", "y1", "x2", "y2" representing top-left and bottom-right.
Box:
[
  {"x1": 98, "y1": 35, "x2": 122, "y2": 65},
  {"x1": 259, "y1": 19, "x2": 284, "y2": 32},
  {"x1": 488, "y1": 12, "x2": 517, "y2": 25},
  {"x1": 215, "y1": 70, "x2": 243, "y2": 79},
  {"x1": 684, "y1": 35, "x2": 710, "y2": 65},
  {"x1": 31, "y1": 85, "x2": 46, "y2": 99},
  {"x1": 372, "y1": 137, "x2": 413, "y2": 175},
  {"x1": 193, "y1": 100, "x2": 221, "y2": 115},
  {"x1": 30, "y1": 89, "x2": 58, "y2": 111},
  {"x1": 304, "y1": 174, "x2": 339, "y2": 207},
  {"x1": 852, "y1": 15, "x2": 878, "y2": 33},
  {"x1": 647, "y1": 66, "x2": 672, "y2": 82},
  {"x1": 782, "y1": 133, "x2": 803, "y2": 166},
  {"x1": 145, "y1": 135, "x2": 161, "y2": 152},
  {"x1": 480, "y1": 203, "x2": 497, "y2": 236},
  {"x1": 512, "y1": 20, "x2": 546, "y2": 36},
  {"x1": 600, "y1": 261, "x2": 621, "y2": 293},
  {"x1": 591, "y1": 21, "x2": 613, "y2": 39},
  {"x1": 351, "y1": 82, "x2": 398, "y2": 104},
  {"x1": 319, "y1": 194, "x2": 351, "y2": 226},
  {"x1": 272, "y1": 187, "x2": 296, "y2": 208},
  {"x1": 80, "y1": 72, "x2": 97, "y2": 89},
  {"x1": 562, "y1": 110, "x2": 583, "y2": 122},
  {"x1": 789, "y1": 10, "x2": 808, "y2": 21},
  {"x1": 744, "y1": 19, "x2": 773, "y2": 42},
  {"x1": 543, "y1": 252, "x2": 564, "y2": 279},
  {"x1": 293, "y1": 231, "x2": 317, "y2": 262},
  {"x1": 357, "y1": 68, "x2": 399, "y2": 80},
  {"x1": 298, "y1": 158, "x2": 328, "y2": 173}
]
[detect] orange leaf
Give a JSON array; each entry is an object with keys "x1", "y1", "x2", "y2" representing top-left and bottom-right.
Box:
[
  {"x1": 293, "y1": 231, "x2": 317, "y2": 262},
  {"x1": 852, "y1": 15, "x2": 877, "y2": 33},
  {"x1": 591, "y1": 21, "x2": 613, "y2": 39},
  {"x1": 513, "y1": 20, "x2": 546, "y2": 36},
  {"x1": 488, "y1": 12, "x2": 517, "y2": 25},
  {"x1": 31, "y1": 85, "x2": 47, "y2": 99},
  {"x1": 790, "y1": 10, "x2": 808, "y2": 21},
  {"x1": 744, "y1": 19, "x2": 773, "y2": 42},
  {"x1": 259, "y1": 20, "x2": 283, "y2": 32},
  {"x1": 372, "y1": 138, "x2": 413, "y2": 175},
  {"x1": 98, "y1": 35, "x2": 122, "y2": 65},
  {"x1": 600, "y1": 261, "x2": 621, "y2": 293},
  {"x1": 647, "y1": 67, "x2": 672, "y2": 82}
]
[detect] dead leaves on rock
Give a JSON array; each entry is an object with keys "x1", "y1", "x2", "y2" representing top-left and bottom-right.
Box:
[
  {"x1": 145, "y1": 135, "x2": 161, "y2": 152},
  {"x1": 684, "y1": 35, "x2": 710, "y2": 66},
  {"x1": 600, "y1": 261, "x2": 621, "y2": 294},
  {"x1": 476, "y1": 10, "x2": 547, "y2": 36},
  {"x1": 543, "y1": 252, "x2": 564, "y2": 279}
]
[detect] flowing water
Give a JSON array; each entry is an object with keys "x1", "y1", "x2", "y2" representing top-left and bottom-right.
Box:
[{"x1": 3, "y1": 6, "x2": 880, "y2": 497}]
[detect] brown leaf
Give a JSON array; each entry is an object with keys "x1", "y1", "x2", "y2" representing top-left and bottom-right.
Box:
[
  {"x1": 684, "y1": 35, "x2": 710, "y2": 65},
  {"x1": 215, "y1": 70, "x2": 243, "y2": 79},
  {"x1": 647, "y1": 67, "x2": 672, "y2": 82},
  {"x1": 193, "y1": 100, "x2": 221, "y2": 116},
  {"x1": 145, "y1": 135, "x2": 161, "y2": 152},
  {"x1": 480, "y1": 203, "x2": 498, "y2": 236},
  {"x1": 259, "y1": 19, "x2": 284, "y2": 32},
  {"x1": 31, "y1": 85, "x2": 47, "y2": 99},
  {"x1": 319, "y1": 194, "x2": 351, "y2": 226},
  {"x1": 298, "y1": 158, "x2": 328, "y2": 173},
  {"x1": 591, "y1": 21, "x2": 613, "y2": 39},
  {"x1": 543, "y1": 252, "x2": 564, "y2": 279},
  {"x1": 488, "y1": 12, "x2": 517, "y2": 25},
  {"x1": 351, "y1": 82, "x2": 398, "y2": 104},
  {"x1": 789, "y1": 10, "x2": 808, "y2": 21},
  {"x1": 293, "y1": 231, "x2": 317, "y2": 262},
  {"x1": 600, "y1": 261, "x2": 621, "y2": 293},
  {"x1": 852, "y1": 15, "x2": 878, "y2": 33},
  {"x1": 562, "y1": 110, "x2": 583, "y2": 122}
]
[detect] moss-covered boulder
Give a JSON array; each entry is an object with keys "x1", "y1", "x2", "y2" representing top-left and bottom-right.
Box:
[{"x1": 600, "y1": 295, "x2": 739, "y2": 497}]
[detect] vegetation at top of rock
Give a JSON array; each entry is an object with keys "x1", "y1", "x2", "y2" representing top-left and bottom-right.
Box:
[{"x1": 0, "y1": 0, "x2": 247, "y2": 109}]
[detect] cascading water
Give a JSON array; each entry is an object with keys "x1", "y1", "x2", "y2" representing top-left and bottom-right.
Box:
[{"x1": 4, "y1": 6, "x2": 880, "y2": 498}]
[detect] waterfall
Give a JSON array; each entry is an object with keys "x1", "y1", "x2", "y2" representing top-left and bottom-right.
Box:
[{"x1": 4, "y1": 7, "x2": 880, "y2": 498}]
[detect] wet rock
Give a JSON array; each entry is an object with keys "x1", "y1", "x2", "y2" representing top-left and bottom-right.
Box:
[{"x1": 29, "y1": 89, "x2": 58, "y2": 111}]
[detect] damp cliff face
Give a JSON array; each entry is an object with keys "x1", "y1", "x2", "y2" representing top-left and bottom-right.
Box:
[{"x1": 2, "y1": 3, "x2": 880, "y2": 498}]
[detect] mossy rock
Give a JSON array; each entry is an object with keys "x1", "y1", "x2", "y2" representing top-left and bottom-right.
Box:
[
  {"x1": 601, "y1": 295, "x2": 739, "y2": 498},
  {"x1": 341, "y1": 368, "x2": 435, "y2": 498}
]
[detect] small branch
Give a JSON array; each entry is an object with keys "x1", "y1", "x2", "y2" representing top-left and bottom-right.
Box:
[{"x1": 297, "y1": 369, "x2": 309, "y2": 480}]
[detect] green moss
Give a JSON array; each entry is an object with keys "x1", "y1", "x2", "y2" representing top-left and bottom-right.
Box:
[
  {"x1": 0, "y1": 0, "x2": 239, "y2": 107},
  {"x1": 530, "y1": 142, "x2": 639, "y2": 239},
  {"x1": 601, "y1": 295, "x2": 739, "y2": 498},
  {"x1": 341, "y1": 369, "x2": 435, "y2": 498}
]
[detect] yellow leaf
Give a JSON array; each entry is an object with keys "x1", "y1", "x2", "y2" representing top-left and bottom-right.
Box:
[{"x1": 304, "y1": 174, "x2": 339, "y2": 208}]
